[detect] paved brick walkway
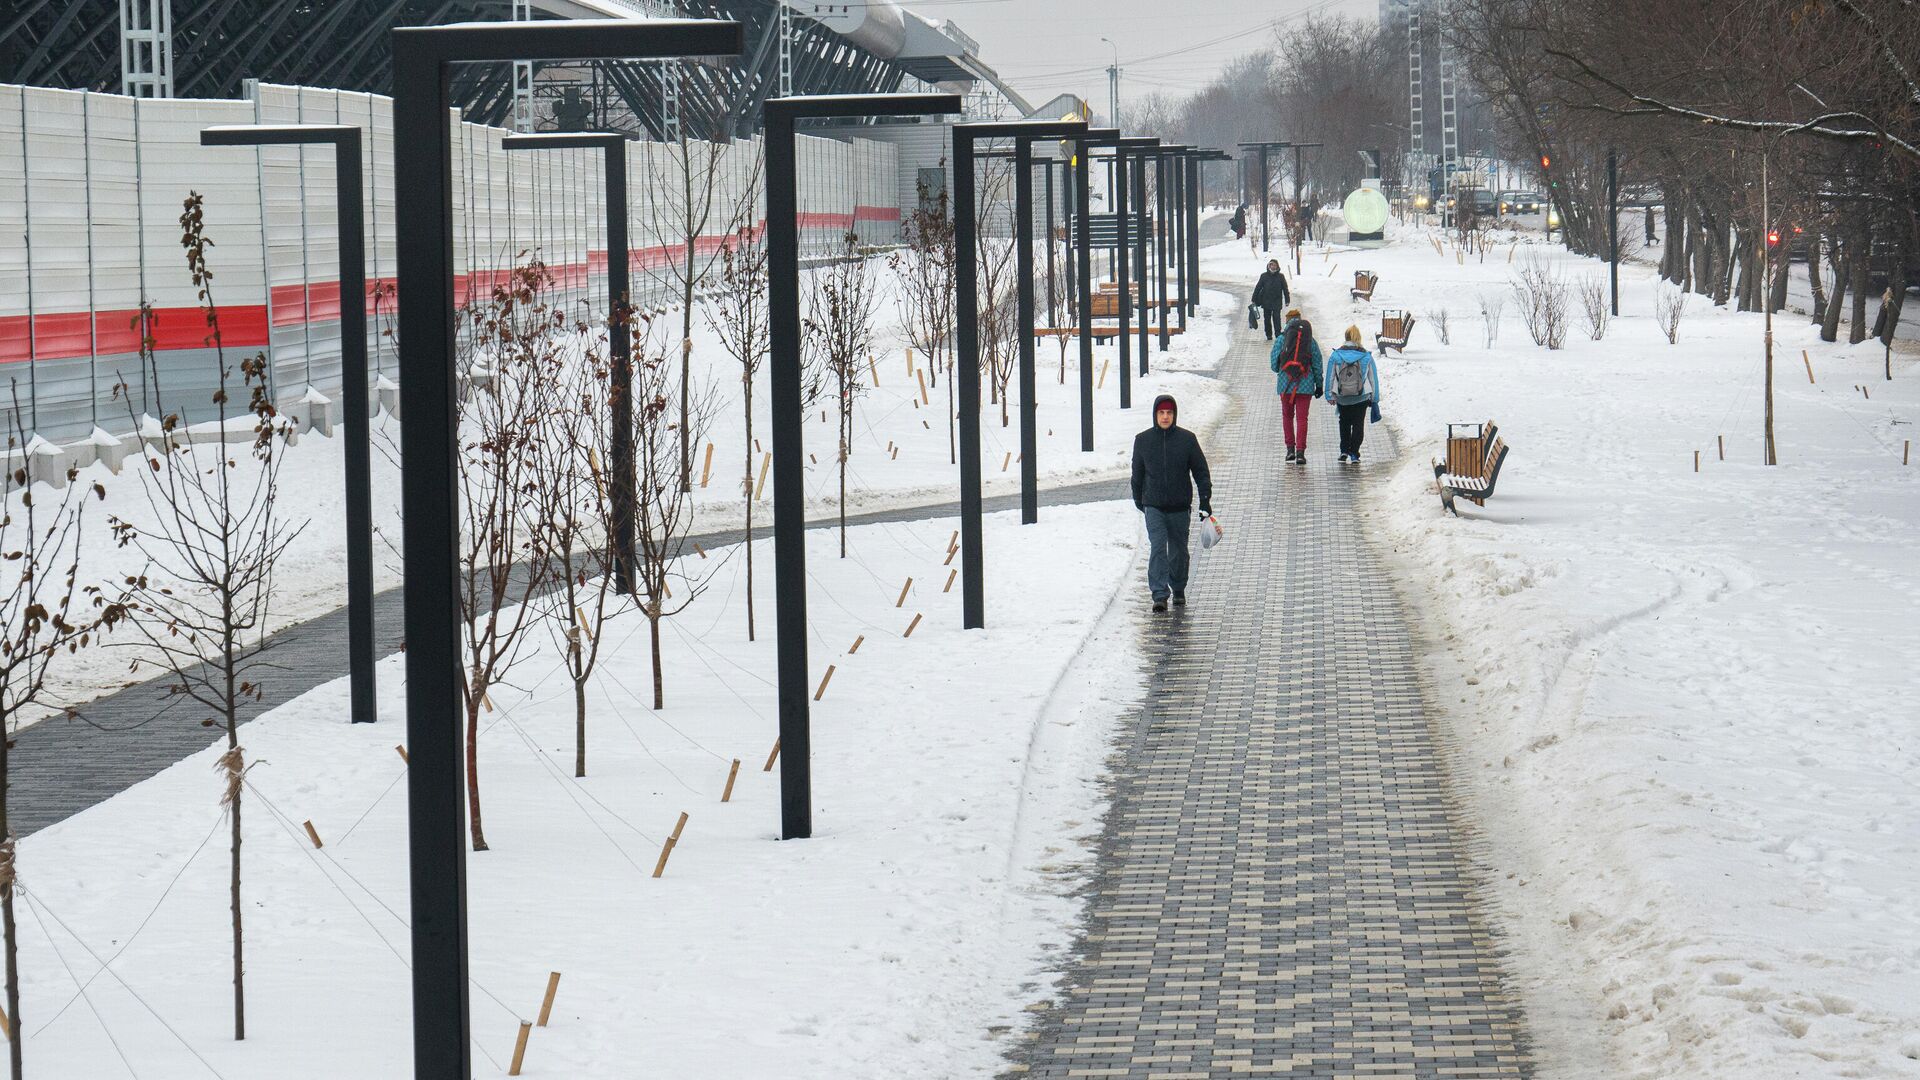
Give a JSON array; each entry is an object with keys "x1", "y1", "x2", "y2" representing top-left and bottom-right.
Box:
[{"x1": 1008, "y1": 292, "x2": 1530, "y2": 1078}]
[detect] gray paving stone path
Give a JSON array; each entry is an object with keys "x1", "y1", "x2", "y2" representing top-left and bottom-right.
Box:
[
  {"x1": 1007, "y1": 288, "x2": 1531, "y2": 1078},
  {"x1": 13, "y1": 477, "x2": 1128, "y2": 837}
]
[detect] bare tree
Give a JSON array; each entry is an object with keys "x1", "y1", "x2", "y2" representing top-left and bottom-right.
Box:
[
  {"x1": 641, "y1": 112, "x2": 736, "y2": 493},
  {"x1": 454, "y1": 257, "x2": 562, "y2": 851},
  {"x1": 889, "y1": 172, "x2": 958, "y2": 461},
  {"x1": 112, "y1": 193, "x2": 301, "y2": 1041},
  {"x1": 629, "y1": 311, "x2": 716, "y2": 709},
  {"x1": 0, "y1": 390, "x2": 123, "y2": 1080},
  {"x1": 1511, "y1": 253, "x2": 1572, "y2": 349},
  {"x1": 1656, "y1": 282, "x2": 1688, "y2": 343},
  {"x1": 530, "y1": 319, "x2": 623, "y2": 778},
  {"x1": 1429, "y1": 306, "x2": 1453, "y2": 345},
  {"x1": 1479, "y1": 293, "x2": 1507, "y2": 347},
  {"x1": 699, "y1": 165, "x2": 770, "y2": 641},
  {"x1": 806, "y1": 232, "x2": 881, "y2": 557},
  {"x1": 1577, "y1": 274, "x2": 1611, "y2": 339}
]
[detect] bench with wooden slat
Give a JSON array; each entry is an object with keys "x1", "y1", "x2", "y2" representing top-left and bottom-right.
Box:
[
  {"x1": 1431, "y1": 420, "x2": 1510, "y2": 515},
  {"x1": 1035, "y1": 324, "x2": 1186, "y2": 342},
  {"x1": 1376, "y1": 308, "x2": 1416, "y2": 354},
  {"x1": 1350, "y1": 270, "x2": 1379, "y2": 301}
]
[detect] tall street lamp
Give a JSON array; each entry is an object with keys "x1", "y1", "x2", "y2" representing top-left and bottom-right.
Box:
[
  {"x1": 201, "y1": 123, "x2": 378, "y2": 728},
  {"x1": 765, "y1": 93, "x2": 962, "y2": 842},
  {"x1": 390, "y1": 19, "x2": 742, "y2": 1077},
  {"x1": 501, "y1": 131, "x2": 638, "y2": 593}
]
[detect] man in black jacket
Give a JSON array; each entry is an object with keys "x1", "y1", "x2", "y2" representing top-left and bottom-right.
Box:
[
  {"x1": 1251, "y1": 259, "x2": 1290, "y2": 339},
  {"x1": 1131, "y1": 394, "x2": 1213, "y2": 612}
]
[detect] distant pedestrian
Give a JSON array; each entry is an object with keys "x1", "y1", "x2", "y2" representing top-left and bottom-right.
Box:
[
  {"x1": 1251, "y1": 260, "x2": 1291, "y2": 340},
  {"x1": 1644, "y1": 204, "x2": 1658, "y2": 246},
  {"x1": 1131, "y1": 394, "x2": 1213, "y2": 612},
  {"x1": 1269, "y1": 308, "x2": 1321, "y2": 463},
  {"x1": 1229, "y1": 204, "x2": 1247, "y2": 240},
  {"x1": 1323, "y1": 326, "x2": 1382, "y2": 464}
]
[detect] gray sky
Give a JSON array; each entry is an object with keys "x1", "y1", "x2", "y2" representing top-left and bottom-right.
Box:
[{"x1": 921, "y1": 0, "x2": 1379, "y2": 111}]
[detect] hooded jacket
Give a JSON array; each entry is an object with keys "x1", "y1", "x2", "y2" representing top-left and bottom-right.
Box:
[
  {"x1": 1131, "y1": 394, "x2": 1213, "y2": 514},
  {"x1": 1251, "y1": 269, "x2": 1290, "y2": 311},
  {"x1": 1323, "y1": 344, "x2": 1381, "y2": 406},
  {"x1": 1269, "y1": 317, "x2": 1323, "y2": 397}
]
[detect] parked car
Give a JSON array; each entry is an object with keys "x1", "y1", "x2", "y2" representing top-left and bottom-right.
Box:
[
  {"x1": 1498, "y1": 190, "x2": 1542, "y2": 215},
  {"x1": 1621, "y1": 184, "x2": 1663, "y2": 207}
]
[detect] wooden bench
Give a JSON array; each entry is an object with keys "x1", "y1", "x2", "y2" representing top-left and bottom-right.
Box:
[
  {"x1": 1376, "y1": 309, "x2": 1416, "y2": 354},
  {"x1": 1350, "y1": 270, "x2": 1378, "y2": 301},
  {"x1": 1035, "y1": 324, "x2": 1186, "y2": 343},
  {"x1": 1432, "y1": 421, "x2": 1511, "y2": 515}
]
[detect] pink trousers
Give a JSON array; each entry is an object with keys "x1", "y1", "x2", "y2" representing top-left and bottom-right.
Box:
[{"x1": 1281, "y1": 392, "x2": 1312, "y2": 450}]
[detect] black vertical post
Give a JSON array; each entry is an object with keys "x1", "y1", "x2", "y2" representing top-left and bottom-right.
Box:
[
  {"x1": 502, "y1": 132, "x2": 635, "y2": 594},
  {"x1": 1155, "y1": 149, "x2": 1170, "y2": 352},
  {"x1": 765, "y1": 93, "x2": 962, "y2": 841},
  {"x1": 390, "y1": 23, "x2": 742, "y2": 1076},
  {"x1": 1114, "y1": 145, "x2": 1132, "y2": 409},
  {"x1": 1015, "y1": 139, "x2": 1039, "y2": 524},
  {"x1": 201, "y1": 125, "x2": 376, "y2": 726},
  {"x1": 1260, "y1": 145, "x2": 1270, "y2": 251},
  {"x1": 1171, "y1": 150, "x2": 1187, "y2": 331},
  {"x1": 1608, "y1": 147, "x2": 1620, "y2": 317},
  {"x1": 1076, "y1": 135, "x2": 1101, "y2": 450},
  {"x1": 1042, "y1": 158, "x2": 1056, "y2": 328},
  {"x1": 1129, "y1": 141, "x2": 1151, "y2": 373}
]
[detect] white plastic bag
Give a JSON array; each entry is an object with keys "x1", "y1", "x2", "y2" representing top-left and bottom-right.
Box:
[{"x1": 1197, "y1": 514, "x2": 1224, "y2": 551}]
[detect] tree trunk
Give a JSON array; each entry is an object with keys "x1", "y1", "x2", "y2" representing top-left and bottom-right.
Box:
[
  {"x1": 2, "y1": 729, "x2": 24, "y2": 1080},
  {"x1": 1848, "y1": 226, "x2": 1870, "y2": 344},
  {"x1": 1821, "y1": 246, "x2": 1849, "y2": 342},
  {"x1": 1769, "y1": 242, "x2": 1791, "y2": 314},
  {"x1": 573, "y1": 641, "x2": 587, "y2": 778},
  {"x1": 466, "y1": 694, "x2": 489, "y2": 851},
  {"x1": 229, "y1": 746, "x2": 246, "y2": 1041},
  {"x1": 649, "y1": 608, "x2": 664, "y2": 710},
  {"x1": 744, "y1": 389, "x2": 755, "y2": 642},
  {"x1": 946, "y1": 355, "x2": 956, "y2": 465},
  {"x1": 838, "y1": 409, "x2": 848, "y2": 559},
  {"x1": 1807, "y1": 231, "x2": 1827, "y2": 321},
  {"x1": 1877, "y1": 250, "x2": 1907, "y2": 379},
  {"x1": 679, "y1": 333, "x2": 693, "y2": 492}
]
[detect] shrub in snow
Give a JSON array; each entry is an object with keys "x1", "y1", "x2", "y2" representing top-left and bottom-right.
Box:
[
  {"x1": 1430, "y1": 306, "x2": 1452, "y2": 345},
  {"x1": 1656, "y1": 284, "x2": 1688, "y2": 344},
  {"x1": 1479, "y1": 294, "x2": 1506, "y2": 348},
  {"x1": 1511, "y1": 254, "x2": 1571, "y2": 350},
  {"x1": 1579, "y1": 275, "x2": 1611, "y2": 340}
]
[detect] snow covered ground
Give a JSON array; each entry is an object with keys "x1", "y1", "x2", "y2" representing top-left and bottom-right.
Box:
[
  {"x1": 11, "y1": 256, "x2": 1231, "y2": 726},
  {"x1": 1202, "y1": 227, "x2": 1920, "y2": 1079},
  {"x1": 19, "y1": 502, "x2": 1151, "y2": 1078}
]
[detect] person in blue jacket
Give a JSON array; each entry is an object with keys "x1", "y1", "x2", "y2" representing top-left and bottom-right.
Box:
[
  {"x1": 1269, "y1": 307, "x2": 1321, "y2": 464},
  {"x1": 1323, "y1": 325, "x2": 1382, "y2": 463}
]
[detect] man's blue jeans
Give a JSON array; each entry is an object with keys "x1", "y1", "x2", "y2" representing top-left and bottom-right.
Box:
[{"x1": 1142, "y1": 506, "x2": 1191, "y2": 601}]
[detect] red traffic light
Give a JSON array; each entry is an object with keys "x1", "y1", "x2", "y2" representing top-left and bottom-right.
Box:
[
  {"x1": 1540, "y1": 155, "x2": 1551, "y2": 169},
  {"x1": 1767, "y1": 230, "x2": 1782, "y2": 247}
]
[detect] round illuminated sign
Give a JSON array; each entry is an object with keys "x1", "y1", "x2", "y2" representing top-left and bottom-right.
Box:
[{"x1": 1344, "y1": 187, "x2": 1390, "y2": 235}]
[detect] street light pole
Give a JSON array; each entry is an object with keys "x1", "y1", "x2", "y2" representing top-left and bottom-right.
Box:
[
  {"x1": 765, "y1": 93, "x2": 963, "y2": 842},
  {"x1": 391, "y1": 21, "x2": 743, "y2": 1075},
  {"x1": 501, "y1": 131, "x2": 636, "y2": 594},
  {"x1": 201, "y1": 123, "x2": 377, "y2": 727},
  {"x1": 1100, "y1": 36, "x2": 1120, "y2": 127}
]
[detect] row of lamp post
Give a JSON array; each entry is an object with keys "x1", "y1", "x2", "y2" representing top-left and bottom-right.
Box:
[{"x1": 198, "y1": 17, "x2": 1231, "y2": 1072}]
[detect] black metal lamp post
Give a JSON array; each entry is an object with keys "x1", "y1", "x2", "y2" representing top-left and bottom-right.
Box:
[
  {"x1": 501, "y1": 131, "x2": 636, "y2": 594},
  {"x1": 1120, "y1": 137, "x2": 1158, "y2": 375},
  {"x1": 1239, "y1": 140, "x2": 1290, "y2": 254},
  {"x1": 390, "y1": 19, "x2": 741, "y2": 1078},
  {"x1": 951, "y1": 119, "x2": 1086, "y2": 589},
  {"x1": 765, "y1": 93, "x2": 961, "y2": 843},
  {"x1": 1074, "y1": 128, "x2": 1119, "y2": 451},
  {"x1": 201, "y1": 123, "x2": 377, "y2": 728}
]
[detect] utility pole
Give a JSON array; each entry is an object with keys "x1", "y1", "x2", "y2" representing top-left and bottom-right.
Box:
[
  {"x1": 1607, "y1": 147, "x2": 1619, "y2": 317},
  {"x1": 1762, "y1": 148, "x2": 1777, "y2": 466},
  {"x1": 1100, "y1": 37, "x2": 1120, "y2": 126}
]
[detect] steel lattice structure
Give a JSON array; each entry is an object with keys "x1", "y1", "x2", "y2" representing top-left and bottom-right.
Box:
[{"x1": 1, "y1": 0, "x2": 913, "y2": 138}]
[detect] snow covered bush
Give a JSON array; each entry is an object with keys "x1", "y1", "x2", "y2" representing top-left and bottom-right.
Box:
[
  {"x1": 1429, "y1": 306, "x2": 1452, "y2": 345},
  {"x1": 1511, "y1": 254, "x2": 1570, "y2": 350},
  {"x1": 1578, "y1": 274, "x2": 1610, "y2": 340},
  {"x1": 1656, "y1": 283, "x2": 1688, "y2": 344},
  {"x1": 1479, "y1": 294, "x2": 1506, "y2": 347}
]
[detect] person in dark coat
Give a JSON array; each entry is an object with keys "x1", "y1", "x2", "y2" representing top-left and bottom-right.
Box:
[
  {"x1": 1131, "y1": 394, "x2": 1212, "y2": 612},
  {"x1": 1229, "y1": 204, "x2": 1247, "y2": 240},
  {"x1": 1251, "y1": 259, "x2": 1291, "y2": 339}
]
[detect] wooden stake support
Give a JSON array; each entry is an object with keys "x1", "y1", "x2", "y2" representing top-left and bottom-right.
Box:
[
  {"x1": 302, "y1": 820, "x2": 324, "y2": 849},
  {"x1": 482, "y1": 691, "x2": 495, "y2": 713},
  {"x1": 1097, "y1": 354, "x2": 1110, "y2": 389},
  {"x1": 906, "y1": 347, "x2": 914, "y2": 375},
  {"x1": 809, "y1": 452, "x2": 817, "y2": 464},
  {"x1": 509, "y1": 1022, "x2": 531, "y2": 1076},
  {"x1": 754, "y1": 453, "x2": 771, "y2": 500},
  {"x1": 943, "y1": 546, "x2": 957, "y2": 566},
  {"x1": 652, "y1": 811, "x2": 689, "y2": 878},
  {"x1": 891, "y1": 446, "x2": 899, "y2": 460},
  {"x1": 849, "y1": 635, "x2": 864, "y2": 654},
  {"x1": 0, "y1": 1001, "x2": 9, "y2": 1040},
  {"x1": 699, "y1": 442, "x2": 714, "y2": 488},
  {"x1": 1718, "y1": 435, "x2": 1724, "y2": 461},
  {"x1": 944, "y1": 568, "x2": 957, "y2": 592},
  {"x1": 1905, "y1": 439, "x2": 1910, "y2": 465},
  {"x1": 922, "y1": 420, "x2": 930, "y2": 429},
  {"x1": 896, "y1": 577, "x2": 912, "y2": 607},
  {"x1": 692, "y1": 542, "x2": 707, "y2": 559},
  {"x1": 868, "y1": 354, "x2": 880, "y2": 386},
  {"x1": 1861, "y1": 385, "x2": 1870, "y2": 400},
  {"x1": 1694, "y1": 450, "x2": 1700, "y2": 472},
  {"x1": 1001, "y1": 451, "x2": 1012, "y2": 473},
  {"x1": 721, "y1": 759, "x2": 741, "y2": 802},
  {"x1": 813, "y1": 664, "x2": 836, "y2": 701},
  {"x1": 917, "y1": 368, "x2": 929, "y2": 405},
  {"x1": 537, "y1": 972, "x2": 561, "y2": 1027},
  {"x1": 1803, "y1": 350, "x2": 1815, "y2": 383},
  {"x1": 904, "y1": 612, "x2": 923, "y2": 637},
  {"x1": 395, "y1": 744, "x2": 409, "y2": 765},
  {"x1": 763, "y1": 738, "x2": 781, "y2": 771}
]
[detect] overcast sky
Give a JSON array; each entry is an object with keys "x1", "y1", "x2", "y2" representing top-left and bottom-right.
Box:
[{"x1": 919, "y1": 0, "x2": 1380, "y2": 111}]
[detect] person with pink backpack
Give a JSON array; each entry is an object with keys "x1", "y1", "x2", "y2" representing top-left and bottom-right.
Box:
[{"x1": 1269, "y1": 308, "x2": 1322, "y2": 464}]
